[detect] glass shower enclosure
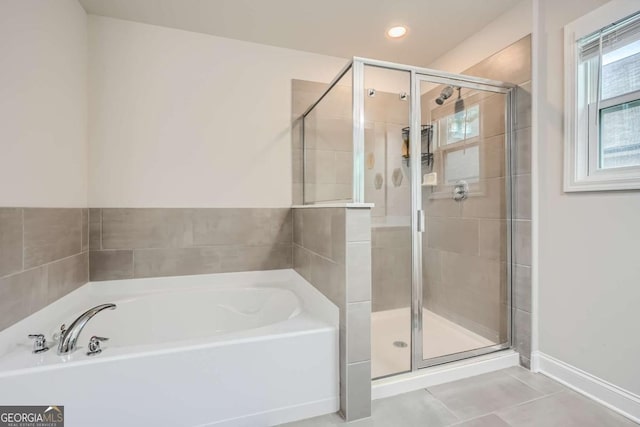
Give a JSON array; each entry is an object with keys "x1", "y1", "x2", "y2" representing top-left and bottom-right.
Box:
[{"x1": 300, "y1": 58, "x2": 515, "y2": 378}]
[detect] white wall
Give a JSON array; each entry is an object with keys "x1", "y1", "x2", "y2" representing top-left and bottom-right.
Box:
[
  {"x1": 0, "y1": 0, "x2": 88, "y2": 207},
  {"x1": 427, "y1": 0, "x2": 532, "y2": 73},
  {"x1": 534, "y1": 0, "x2": 640, "y2": 395},
  {"x1": 88, "y1": 16, "x2": 347, "y2": 208}
]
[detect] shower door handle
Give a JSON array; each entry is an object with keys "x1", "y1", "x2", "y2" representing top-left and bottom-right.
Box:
[{"x1": 417, "y1": 210, "x2": 425, "y2": 232}]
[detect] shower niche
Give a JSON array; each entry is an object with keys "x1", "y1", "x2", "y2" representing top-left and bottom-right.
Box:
[{"x1": 299, "y1": 58, "x2": 514, "y2": 379}]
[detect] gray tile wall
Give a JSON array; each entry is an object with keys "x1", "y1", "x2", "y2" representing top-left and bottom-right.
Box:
[
  {"x1": 0, "y1": 208, "x2": 88, "y2": 331},
  {"x1": 418, "y1": 36, "x2": 532, "y2": 362},
  {"x1": 371, "y1": 226, "x2": 411, "y2": 312},
  {"x1": 293, "y1": 206, "x2": 373, "y2": 422},
  {"x1": 419, "y1": 76, "x2": 513, "y2": 343},
  {"x1": 89, "y1": 208, "x2": 292, "y2": 280},
  {"x1": 464, "y1": 36, "x2": 533, "y2": 367},
  {"x1": 291, "y1": 80, "x2": 354, "y2": 205}
]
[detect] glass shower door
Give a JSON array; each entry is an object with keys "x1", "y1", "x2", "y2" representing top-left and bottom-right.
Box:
[{"x1": 413, "y1": 74, "x2": 512, "y2": 368}]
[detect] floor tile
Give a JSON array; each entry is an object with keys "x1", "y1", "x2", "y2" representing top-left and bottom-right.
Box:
[
  {"x1": 497, "y1": 391, "x2": 638, "y2": 427},
  {"x1": 450, "y1": 413, "x2": 511, "y2": 427},
  {"x1": 503, "y1": 366, "x2": 566, "y2": 395},
  {"x1": 427, "y1": 370, "x2": 543, "y2": 420},
  {"x1": 371, "y1": 389, "x2": 459, "y2": 426}
]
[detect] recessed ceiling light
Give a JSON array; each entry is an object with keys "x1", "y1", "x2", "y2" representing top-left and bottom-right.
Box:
[{"x1": 387, "y1": 26, "x2": 408, "y2": 39}]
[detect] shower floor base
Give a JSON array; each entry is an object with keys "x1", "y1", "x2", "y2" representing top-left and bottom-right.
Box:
[{"x1": 371, "y1": 307, "x2": 495, "y2": 378}]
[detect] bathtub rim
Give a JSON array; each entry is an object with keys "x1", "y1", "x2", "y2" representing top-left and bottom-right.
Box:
[{"x1": 0, "y1": 269, "x2": 338, "y2": 377}]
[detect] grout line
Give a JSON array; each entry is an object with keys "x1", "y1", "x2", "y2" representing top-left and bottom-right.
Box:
[
  {"x1": 507, "y1": 370, "x2": 560, "y2": 396},
  {"x1": 21, "y1": 208, "x2": 25, "y2": 271},
  {"x1": 425, "y1": 389, "x2": 462, "y2": 423},
  {"x1": 131, "y1": 248, "x2": 136, "y2": 279},
  {"x1": 79, "y1": 209, "x2": 83, "y2": 253},
  {"x1": 99, "y1": 208, "x2": 103, "y2": 250},
  {"x1": 0, "y1": 251, "x2": 84, "y2": 281}
]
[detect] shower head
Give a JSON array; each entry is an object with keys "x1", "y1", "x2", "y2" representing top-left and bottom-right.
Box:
[{"x1": 435, "y1": 86, "x2": 454, "y2": 105}]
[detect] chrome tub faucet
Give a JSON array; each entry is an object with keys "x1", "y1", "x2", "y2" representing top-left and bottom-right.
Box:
[{"x1": 58, "y1": 303, "x2": 116, "y2": 355}]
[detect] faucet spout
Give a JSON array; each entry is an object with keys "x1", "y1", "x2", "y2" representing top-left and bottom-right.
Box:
[{"x1": 58, "y1": 303, "x2": 116, "y2": 355}]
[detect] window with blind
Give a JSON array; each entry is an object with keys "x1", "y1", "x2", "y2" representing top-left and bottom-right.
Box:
[{"x1": 565, "y1": 5, "x2": 640, "y2": 191}]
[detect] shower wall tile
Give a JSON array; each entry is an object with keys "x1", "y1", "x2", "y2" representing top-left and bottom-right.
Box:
[
  {"x1": 0, "y1": 208, "x2": 88, "y2": 332},
  {"x1": 513, "y1": 308, "x2": 532, "y2": 360},
  {"x1": 23, "y1": 208, "x2": 82, "y2": 268},
  {"x1": 372, "y1": 226, "x2": 411, "y2": 312},
  {"x1": 464, "y1": 35, "x2": 532, "y2": 85},
  {"x1": 480, "y1": 94, "x2": 507, "y2": 139},
  {"x1": 291, "y1": 80, "x2": 328, "y2": 117},
  {"x1": 0, "y1": 208, "x2": 23, "y2": 277},
  {"x1": 419, "y1": 36, "x2": 532, "y2": 362},
  {"x1": 514, "y1": 220, "x2": 532, "y2": 266},
  {"x1": 422, "y1": 195, "x2": 462, "y2": 218},
  {"x1": 513, "y1": 127, "x2": 532, "y2": 175},
  {"x1": 514, "y1": 174, "x2": 532, "y2": 220},
  {"x1": 427, "y1": 217, "x2": 479, "y2": 256},
  {"x1": 514, "y1": 264, "x2": 532, "y2": 312},
  {"x1": 482, "y1": 134, "x2": 507, "y2": 179},
  {"x1": 292, "y1": 116, "x2": 304, "y2": 205},
  {"x1": 516, "y1": 82, "x2": 533, "y2": 129},
  {"x1": 460, "y1": 177, "x2": 506, "y2": 220},
  {"x1": 293, "y1": 78, "x2": 355, "y2": 204},
  {"x1": 90, "y1": 208, "x2": 293, "y2": 281},
  {"x1": 478, "y1": 219, "x2": 507, "y2": 262}
]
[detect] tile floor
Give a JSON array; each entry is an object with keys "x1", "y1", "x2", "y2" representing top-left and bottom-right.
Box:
[
  {"x1": 281, "y1": 367, "x2": 638, "y2": 426},
  {"x1": 372, "y1": 308, "x2": 495, "y2": 378}
]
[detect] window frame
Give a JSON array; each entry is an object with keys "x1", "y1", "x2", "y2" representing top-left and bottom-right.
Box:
[
  {"x1": 437, "y1": 104, "x2": 481, "y2": 185},
  {"x1": 564, "y1": 1, "x2": 640, "y2": 192}
]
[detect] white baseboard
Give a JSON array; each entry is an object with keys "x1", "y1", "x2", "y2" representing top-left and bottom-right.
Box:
[
  {"x1": 533, "y1": 351, "x2": 640, "y2": 424},
  {"x1": 372, "y1": 350, "x2": 519, "y2": 400}
]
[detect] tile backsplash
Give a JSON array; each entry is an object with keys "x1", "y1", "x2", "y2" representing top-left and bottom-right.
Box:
[
  {"x1": 0, "y1": 208, "x2": 88, "y2": 331},
  {"x1": 0, "y1": 207, "x2": 293, "y2": 331},
  {"x1": 89, "y1": 208, "x2": 292, "y2": 280}
]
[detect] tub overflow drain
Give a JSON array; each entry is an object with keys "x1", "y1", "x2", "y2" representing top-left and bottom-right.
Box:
[{"x1": 393, "y1": 341, "x2": 408, "y2": 348}]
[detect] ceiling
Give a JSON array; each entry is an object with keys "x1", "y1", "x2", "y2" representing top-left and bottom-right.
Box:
[{"x1": 79, "y1": 0, "x2": 523, "y2": 66}]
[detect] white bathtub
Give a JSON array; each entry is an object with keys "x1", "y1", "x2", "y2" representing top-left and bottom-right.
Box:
[{"x1": 0, "y1": 269, "x2": 339, "y2": 426}]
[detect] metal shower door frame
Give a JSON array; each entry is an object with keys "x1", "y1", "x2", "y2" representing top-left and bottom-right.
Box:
[
  {"x1": 354, "y1": 58, "x2": 515, "y2": 372},
  {"x1": 307, "y1": 57, "x2": 517, "y2": 374},
  {"x1": 409, "y1": 70, "x2": 515, "y2": 370}
]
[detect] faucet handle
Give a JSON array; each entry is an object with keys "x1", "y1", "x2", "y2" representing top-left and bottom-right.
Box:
[
  {"x1": 28, "y1": 334, "x2": 49, "y2": 354},
  {"x1": 87, "y1": 336, "x2": 108, "y2": 356}
]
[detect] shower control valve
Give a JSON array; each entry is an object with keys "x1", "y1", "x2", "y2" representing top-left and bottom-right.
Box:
[{"x1": 453, "y1": 180, "x2": 469, "y2": 202}]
